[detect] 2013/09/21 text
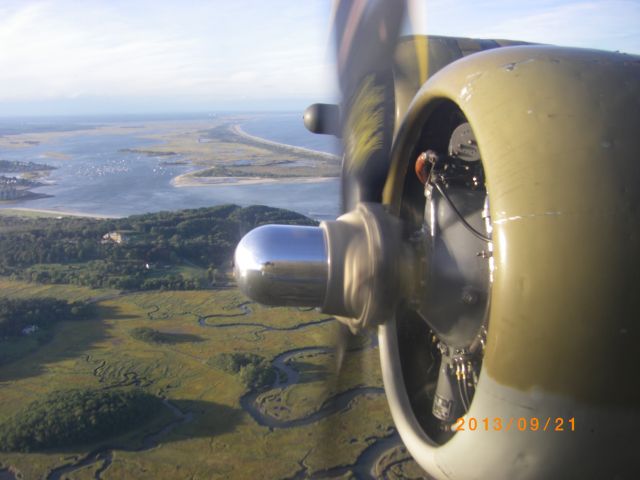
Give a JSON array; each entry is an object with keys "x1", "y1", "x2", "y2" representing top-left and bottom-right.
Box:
[{"x1": 453, "y1": 417, "x2": 576, "y2": 432}]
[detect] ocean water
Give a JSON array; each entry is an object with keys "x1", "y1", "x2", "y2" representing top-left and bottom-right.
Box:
[
  {"x1": 0, "y1": 114, "x2": 340, "y2": 220},
  {"x1": 241, "y1": 113, "x2": 341, "y2": 155}
]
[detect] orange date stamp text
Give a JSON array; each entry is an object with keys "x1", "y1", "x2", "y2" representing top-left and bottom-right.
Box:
[{"x1": 453, "y1": 417, "x2": 575, "y2": 432}]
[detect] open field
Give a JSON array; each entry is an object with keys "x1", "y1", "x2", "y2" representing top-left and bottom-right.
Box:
[{"x1": 0, "y1": 281, "x2": 425, "y2": 479}]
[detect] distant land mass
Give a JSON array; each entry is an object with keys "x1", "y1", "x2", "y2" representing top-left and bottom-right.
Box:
[
  {"x1": 0, "y1": 160, "x2": 55, "y2": 202},
  {"x1": 0, "y1": 160, "x2": 56, "y2": 173},
  {"x1": 0, "y1": 113, "x2": 340, "y2": 220}
]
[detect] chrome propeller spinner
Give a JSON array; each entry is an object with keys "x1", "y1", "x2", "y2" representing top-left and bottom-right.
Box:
[{"x1": 234, "y1": 202, "x2": 412, "y2": 333}]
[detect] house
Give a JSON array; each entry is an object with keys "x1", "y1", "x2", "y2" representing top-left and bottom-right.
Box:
[
  {"x1": 101, "y1": 231, "x2": 129, "y2": 244},
  {"x1": 22, "y1": 325, "x2": 39, "y2": 335}
]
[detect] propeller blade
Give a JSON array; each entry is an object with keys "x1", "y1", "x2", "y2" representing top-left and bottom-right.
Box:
[
  {"x1": 332, "y1": 0, "x2": 406, "y2": 211},
  {"x1": 330, "y1": 1, "x2": 408, "y2": 371}
]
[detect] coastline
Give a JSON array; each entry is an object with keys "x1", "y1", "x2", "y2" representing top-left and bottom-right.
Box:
[
  {"x1": 0, "y1": 207, "x2": 119, "y2": 219},
  {"x1": 1, "y1": 114, "x2": 340, "y2": 217},
  {"x1": 172, "y1": 172, "x2": 336, "y2": 188},
  {"x1": 170, "y1": 122, "x2": 340, "y2": 188},
  {"x1": 230, "y1": 124, "x2": 340, "y2": 161}
]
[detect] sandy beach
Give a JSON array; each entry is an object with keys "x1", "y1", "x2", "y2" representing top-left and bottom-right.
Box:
[
  {"x1": 230, "y1": 124, "x2": 340, "y2": 161},
  {"x1": 0, "y1": 207, "x2": 119, "y2": 219},
  {"x1": 168, "y1": 123, "x2": 340, "y2": 188},
  {"x1": 172, "y1": 172, "x2": 336, "y2": 188}
]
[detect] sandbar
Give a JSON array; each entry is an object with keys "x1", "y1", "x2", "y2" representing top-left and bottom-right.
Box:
[
  {"x1": 0, "y1": 207, "x2": 118, "y2": 219},
  {"x1": 172, "y1": 172, "x2": 336, "y2": 188},
  {"x1": 230, "y1": 124, "x2": 339, "y2": 161}
]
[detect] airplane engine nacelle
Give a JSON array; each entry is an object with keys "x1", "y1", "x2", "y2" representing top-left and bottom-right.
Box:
[
  {"x1": 234, "y1": 41, "x2": 640, "y2": 479},
  {"x1": 381, "y1": 45, "x2": 640, "y2": 479}
]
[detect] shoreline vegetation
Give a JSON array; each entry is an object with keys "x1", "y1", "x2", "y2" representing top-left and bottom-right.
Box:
[
  {"x1": 0, "y1": 191, "x2": 53, "y2": 203},
  {"x1": 0, "y1": 160, "x2": 56, "y2": 203},
  {"x1": 0, "y1": 160, "x2": 56, "y2": 173}
]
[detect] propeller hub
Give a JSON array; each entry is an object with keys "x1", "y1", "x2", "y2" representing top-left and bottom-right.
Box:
[{"x1": 234, "y1": 203, "x2": 411, "y2": 332}]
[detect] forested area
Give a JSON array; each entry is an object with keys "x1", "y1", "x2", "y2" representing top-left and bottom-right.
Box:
[
  {"x1": 0, "y1": 204, "x2": 316, "y2": 290},
  {"x1": 209, "y1": 352, "x2": 276, "y2": 389},
  {"x1": 0, "y1": 297, "x2": 94, "y2": 365},
  {"x1": 0, "y1": 297, "x2": 92, "y2": 337},
  {"x1": 129, "y1": 327, "x2": 201, "y2": 345},
  {"x1": 0, "y1": 389, "x2": 164, "y2": 452}
]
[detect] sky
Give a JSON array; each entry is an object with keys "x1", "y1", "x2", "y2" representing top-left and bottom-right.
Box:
[{"x1": 0, "y1": 0, "x2": 638, "y2": 116}]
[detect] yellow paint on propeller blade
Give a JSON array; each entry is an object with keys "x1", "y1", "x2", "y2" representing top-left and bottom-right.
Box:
[{"x1": 413, "y1": 35, "x2": 429, "y2": 85}]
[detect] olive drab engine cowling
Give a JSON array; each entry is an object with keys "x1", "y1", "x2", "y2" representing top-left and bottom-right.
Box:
[{"x1": 235, "y1": 35, "x2": 640, "y2": 479}]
